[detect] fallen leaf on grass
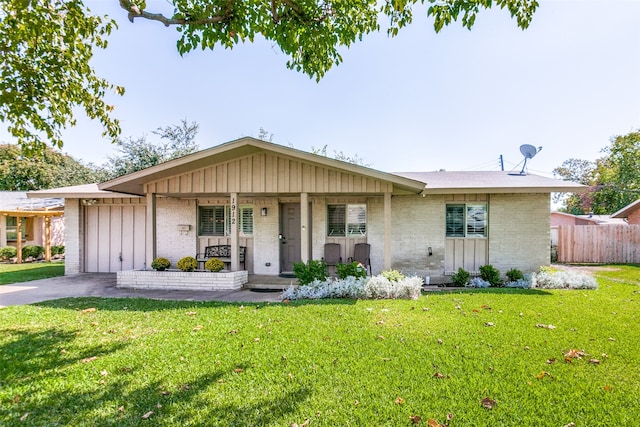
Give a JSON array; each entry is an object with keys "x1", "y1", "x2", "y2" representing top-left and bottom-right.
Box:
[
  {"x1": 141, "y1": 411, "x2": 153, "y2": 419},
  {"x1": 480, "y1": 397, "x2": 497, "y2": 409},
  {"x1": 395, "y1": 396, "x2": 405, "y2": 405},
  {"x1": 589, "y1": 358, "x2": 601, "y2": 365},
  {"x1": 253, "y1": 338, "x2": 260, "y2": 342},
  {"x1": 13, "y1": 395, "x2": 20, "y2": 403},
  {"x1": 377, "y1": 335, "x2": 385, "y2": 340},
  {"x1": 535, "y1": 324, "x2": 556, "y2": 329},
  {"x1": 193, "y1": 325, "x2": 203, "y2": 331},
  {"x1": 546, "y1": 358, "x2": 556, "y2": 364},
  {"x1": 233, "y1": 368, "x2": 244, "y2": 373},
  {"x1": 603, "y1": 385, "x2": 612, "y2": 391},
  {"x1": 100, "y1": 370, "x2": 108, "y2": 376},
  {"x1": 186, "y1": 311, "x2": 196, "y2": 316},
  {"x1": 427, "y1": 418, "x2": 443, "y2": 427},
  {"x1": 484, "y1": 322, "x2": 494, "y2": 327},
  {"x1": 80, "y1": 356, "x2": 97, "y2": 363},
  {"x1": 564, "y1": 349, "x2": 587, "y2": 359},
  {"x1": 409, "y1": 415, "x2": 422, "y2": 424},
  {"x1": 433, "y1": 372, "x2": 450, "y2": 379},
  {"x1": 161, "y1": 391, "x2": 171, "y2": 396},
  {"x1": 437, "y1": 339, "x2": 443, "y2": 345},
  {"x1": 118, "y1": 406, "x2": 124, "y2": 413},
  {"x1": 481, "y1": 304, "x2": 491, "y2": 310},
  {"x1": 290, "y1": 419, "x2": 309, "y2": 427},
  {"x1": 376, "y1": 320, "x2": 385, "y2": 325},
  {"x1": 82, "y1": 307, "x2": 97, "y2": 313},
  {"x1": 563, "y1": 423, "x2": 576, "y2": 427},
  {"x1": 20, "y1": 413, "x2": 29, "y2": 421},
  {"x1": 536, "y1": 371, "x2": 552, "y2": 379}
]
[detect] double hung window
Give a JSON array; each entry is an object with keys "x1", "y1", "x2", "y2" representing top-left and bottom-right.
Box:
[
  {"x1": 327, "y1": 204, "x2": 366, "y2": 237},
  {"x1": 198, "y1": 206, "x2": 253, "y2": 236},
  {"x1": 446, "y1": 204, "x2": 487, "y2": 238}
]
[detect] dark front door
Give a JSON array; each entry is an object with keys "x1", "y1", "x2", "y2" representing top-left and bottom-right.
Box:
[{"x1": 280, "y1": 203, "x2": 301, "y2": 273}]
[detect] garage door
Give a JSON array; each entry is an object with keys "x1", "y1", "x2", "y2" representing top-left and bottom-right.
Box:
[{"x1": 85, "y1": 205, "x2": 146, "y2": 272}]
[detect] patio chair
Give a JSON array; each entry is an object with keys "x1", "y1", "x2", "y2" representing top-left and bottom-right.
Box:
[
  {"x1": 323, "y1": 243, "x2": 342, "y2": 276},
  {"x1": 349, "y1": 243, "x2": 371, "y2": 275}
]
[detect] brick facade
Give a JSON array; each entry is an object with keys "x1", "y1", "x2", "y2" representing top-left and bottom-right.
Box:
[
  {"x1": 64, "y1": 199, "x2": 82, "y2": 274},
  {"x1": 155, "y1": 197, "x2": 197, "y2": 266}
]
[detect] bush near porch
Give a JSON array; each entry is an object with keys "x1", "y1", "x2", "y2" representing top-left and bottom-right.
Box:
[{"x1": 1, "y1": 266, "x2": 638, "y2": 426}]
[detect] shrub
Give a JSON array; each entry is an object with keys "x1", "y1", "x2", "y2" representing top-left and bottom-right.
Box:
[
  {"x1": 205, "y1": 258, "x2": 225, "y2": 272},
  {"x1": 22, "y1": 245, "x2": 44, "y2": 259},
  {"x1": 176, "y1": 256, "x2": 198, "y2": 272},
  {"x1": 336, "y1": 261, "x2": 367, "y2": 279},
  {"x1": 505, "y1": 278, "x2": 531, "y2": 289},
  {"x1": 531, "y1": 270, "x2": 598, "y2": 290},
  {"x1": 281, "y1": 274, "x2": 423, "y2": 300},
  {"x1": 451, "y1": 267, "x2": 470, "y2": 287},
  {"x1": 151, "y1": 257, "x2": 171, "y2": 271},
  {"x1": 0, "y1": 246, "x2": 18, "y2": 260},
  {"x1": 479, "y1": 264, "x2": 501, "y2": 286},
  {"x1": 51, "y1": 245, "x2": 65, "y2": 256},
  {"x1": 467, "y1": 277, "x2": 491, "y2": 288},
  {"x1": 381, "y1": 269, "x2": 405, "y2": 282},
  {"x1": 506, "y1": 268, "x2": 524, "y2": 282},
  {"x1": 293, "y1": 260, "x2": 328, "y2": 285},
  {"x1": 364, "y1": 275, "x2": 423, "y2": 300},
  {"x1": 282, "y1": 276, "x2": 367, "y2": 300}
]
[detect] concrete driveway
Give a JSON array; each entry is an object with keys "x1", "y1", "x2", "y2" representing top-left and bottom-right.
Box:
[{"x1": 0, "y1": 273, "x2": 283, "y2": 308}]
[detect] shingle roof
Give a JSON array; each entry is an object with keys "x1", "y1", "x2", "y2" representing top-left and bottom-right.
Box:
[
  {"x1": 394, "y1": 171, "x2": 586, "y2": 194},
  {"x1": 0, "y1": 191, "x2": 63, "y2": 210}
]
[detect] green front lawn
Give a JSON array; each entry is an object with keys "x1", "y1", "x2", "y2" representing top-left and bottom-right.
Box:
[
  {"x1": 0, "y1": 262, "x2": 64, "y2": 285},
  {"x1": 1, "y1": 266, "x2": 639, "y2": 426}
]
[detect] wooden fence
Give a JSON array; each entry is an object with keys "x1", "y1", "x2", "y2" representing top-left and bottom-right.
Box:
[{"x1": 557, "y1": 225, "x2": 640, "y2": 263}]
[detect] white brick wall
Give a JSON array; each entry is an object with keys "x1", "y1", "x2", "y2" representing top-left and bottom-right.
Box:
[
  {"x1": 488, "y1": 193, "x2": 550, "y2": 273},
  {"x1": 64, "y1": 199, "x2": 82, "y2": 274},
  {"x1": 156, "y1": 197, "x2": 197, "y2": 266},
  {"x1": 253, "y1": 198, "x2": 280, "y2": 274},
  {"x1": 117, "y1": 270, "x2": 248, "y2": 290}
]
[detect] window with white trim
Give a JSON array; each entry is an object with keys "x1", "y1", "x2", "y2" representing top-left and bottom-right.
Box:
[
  {"x1": 327, "y1": 204, "x2": 366, "y2": 236},
  {"x1": 446, "y1": 204, "x2": 487, "y2": 238},
  {"x1": 198, "y1": 206, "x2": 253, "y2": 236}
]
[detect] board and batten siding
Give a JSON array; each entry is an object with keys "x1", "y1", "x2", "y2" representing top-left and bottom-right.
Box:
[
  {"x1": 143, "y1": 152, "x2": 394, "y2": 195},
  {"x1": 84, "y1": 199, "x2": 146, "y2": 273}
]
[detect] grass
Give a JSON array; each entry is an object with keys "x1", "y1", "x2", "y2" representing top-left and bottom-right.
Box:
[
  {"x1": 1, "y1": 265, "x2": 639, "y2": 426},
  {"x1": 0, "y1": 261, "x2": 64, "y2": 285}
]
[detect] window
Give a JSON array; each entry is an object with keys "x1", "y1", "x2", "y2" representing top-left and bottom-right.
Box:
[
  {"x1": 6, "y1": 217, "x2": 29, "y2": 241},
  {"x1": 446, "y1": 204, "x2": 487, "y2": 238},
  {"x1": 198, "y1": 206, "x2": 253, "y2": 236},
  {"x1": 327, "y1": 204, "x2": 366, "y2": 236}
]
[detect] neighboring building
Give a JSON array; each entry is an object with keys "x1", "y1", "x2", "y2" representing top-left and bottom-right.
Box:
[
  {"x1": 612, "y1": 199, "x2": 640, "y2": 225},
  {"x1": 29, "y1": 138, "x2": 584, "y2": 282},
  {"x1": 0, "y1": 192, "x2": 64, "y2": 249}
]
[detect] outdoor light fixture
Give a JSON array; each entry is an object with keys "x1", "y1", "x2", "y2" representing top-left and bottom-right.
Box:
[
  {"x1": 82, "y1": 199, "x2": 97, "y2": 206},
  {"x1": 261, "y1": 207, "x2": 268, "y2": 216},
  {"x1": 428, "y1": 247, "x2": 433, "y2": 256}
]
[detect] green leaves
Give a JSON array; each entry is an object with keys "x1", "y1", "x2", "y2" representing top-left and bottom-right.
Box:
[{"x1": 0, "y1": 0, "x2": 123, "y2": 154}]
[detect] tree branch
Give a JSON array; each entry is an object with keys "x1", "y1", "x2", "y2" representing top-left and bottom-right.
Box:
[{"x1": 118, "y1": 0, "x2": 226, "y2": 26}]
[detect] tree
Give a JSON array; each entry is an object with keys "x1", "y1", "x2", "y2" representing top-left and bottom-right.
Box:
[
  {"x1": 552, "y1": 158, "x2": 595, "y2": 214},
  {"x1": 311, "y1": 144, "x2": 370, "y2": 167},
  {"x1": 553, "y1": 130, "x2": 640, "y2": 214},
  {"x1": 0, "y1": 0, "x2": 539, "y2": 153},
  {"x1": 590, "y1": 131, "x2": 640, "y2": 213},
  {"x1": 106, "y1": 119, "x2": 199, "y2": 178},
  {"x1": 0, "y1": 144, "x2": 108, "y2": 190}
]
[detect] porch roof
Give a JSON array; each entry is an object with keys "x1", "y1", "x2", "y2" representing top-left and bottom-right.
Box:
[
  {"x1": 27, "y1": 183, "x2": 144, "y2": 199},
  {"x1": 612, "y1": 198, "x2": 640, "y2": 219},
  {"x1": 98, "y1": 138, "x2": 427, "y2": 196}
]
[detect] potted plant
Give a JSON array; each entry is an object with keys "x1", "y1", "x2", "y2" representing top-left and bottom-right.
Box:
[
  {"x1": 177, "y1": 256, "x2": 198, "y2": 272},
  {"x1": 151, "y1": 257, "x2": 171, "y2": 271},
  {"x1": 205, "y1": 258, "x2": 225, "y2": 272}
]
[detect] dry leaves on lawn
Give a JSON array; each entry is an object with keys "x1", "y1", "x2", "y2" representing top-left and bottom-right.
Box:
[
  {"x1": 480, "y1": 397, "x2": 497, "y2": 409},
  {"x1": 81, "y1": 307, "x2": 97, "y2": 314}
]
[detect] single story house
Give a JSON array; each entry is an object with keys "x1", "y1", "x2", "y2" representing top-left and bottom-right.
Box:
[
  {"x1": 29, "y1": 138, "x2": 584, "y2": 282},
  {"x1": 612, "y1": 199, "x2": 640, "y2": 224},
  {"x1": 0, "y1": 191, "x2": 64, "y2": 253}
]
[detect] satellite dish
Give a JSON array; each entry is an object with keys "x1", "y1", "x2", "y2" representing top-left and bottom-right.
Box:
[
  {"x1": 509, "y1": 145, "x2": 542, "y2": 175},
  {"x1": 520, "y1": 144, "x2": 539, "y2": 159}
]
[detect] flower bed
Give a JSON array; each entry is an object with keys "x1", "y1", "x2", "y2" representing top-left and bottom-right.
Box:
[{"x1": 117, "y1": 269, "x2": 248, "y2": 291}]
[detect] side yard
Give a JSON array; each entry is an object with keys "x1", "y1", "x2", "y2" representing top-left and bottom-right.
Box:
[
  {"x1": 0, "y1": 262, "x2": 64, "y2": 285},
  {"x1": 0, "y1": 265, "x2": 638, "y2": 426}
]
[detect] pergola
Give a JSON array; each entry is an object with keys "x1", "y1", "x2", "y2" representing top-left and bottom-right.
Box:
[{"x1": 0, "y1": 208, "x2": 64, "y2": 263}]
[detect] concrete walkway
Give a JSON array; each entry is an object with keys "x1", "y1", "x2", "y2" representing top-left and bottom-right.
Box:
[{"x1": 0, "y1": 273, "x2": 285, "y2": 308}]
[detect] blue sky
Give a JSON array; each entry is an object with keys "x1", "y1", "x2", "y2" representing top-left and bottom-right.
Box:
[{"x1": 34, "y1": 1, "x2": 640, "y2": 176}]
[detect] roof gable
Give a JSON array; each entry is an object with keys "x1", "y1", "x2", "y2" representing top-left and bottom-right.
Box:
[{"x1": 99, "y1": 137, "x2": 426, "y2": 195}]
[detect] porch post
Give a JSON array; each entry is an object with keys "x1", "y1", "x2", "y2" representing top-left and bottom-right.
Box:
[
  {"x1": 44, "y1": 215, "x2": 52, "y2": 262},
  {"x1": 145, "y1": 193, "x2": 156, "y2": 270},
  {"x1": 384, "y1": 192, "x2": 392, "y2": 270},
  {"x1": 16, "y1": 216, "x2": 23, "y2": 264},
  {"x1": 300, "y1": 192, "x2": 309, "y2": 263},
  {"x1": 230, "y1": 193, "x2": 239, "y2": 271}
]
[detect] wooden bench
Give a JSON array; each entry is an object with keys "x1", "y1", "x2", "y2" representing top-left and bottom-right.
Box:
[{"x1": 196, "y1": 245, "x2": 246, "y2": 270}]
